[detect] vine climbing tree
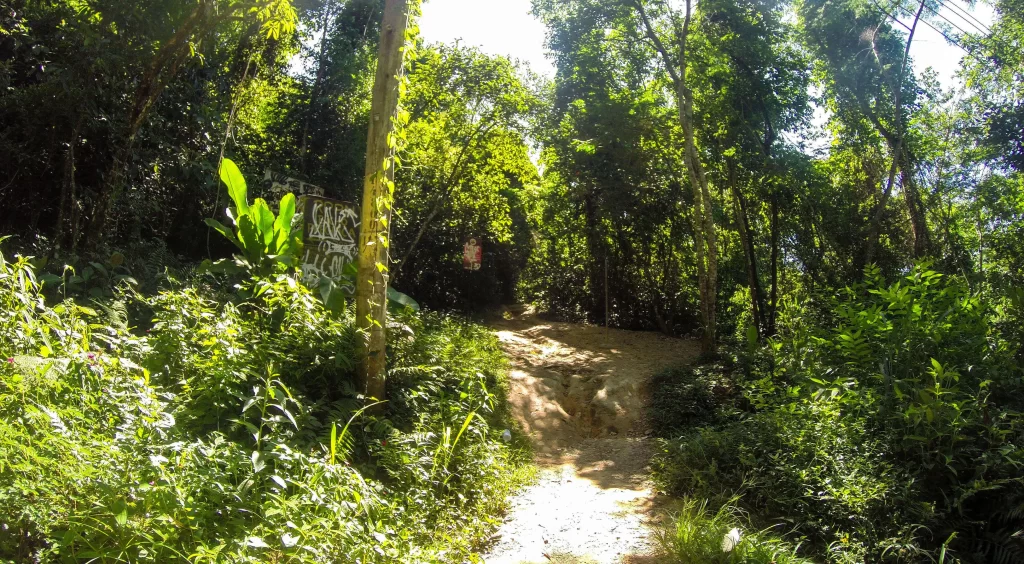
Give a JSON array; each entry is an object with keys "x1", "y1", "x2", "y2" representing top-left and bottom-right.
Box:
[{"x1": 355, "y1": 0, "x2": 417, "y2": 401}]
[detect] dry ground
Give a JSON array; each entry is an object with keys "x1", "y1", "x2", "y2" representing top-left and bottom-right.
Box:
[{"x1": 481, "y1": 312, "x2": 699, "y2": 564}]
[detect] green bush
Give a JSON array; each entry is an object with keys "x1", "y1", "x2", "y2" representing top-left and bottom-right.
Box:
[
  {"x1": 654, "y1": 264, "x2": 1024, "y2": 563},
  {"x1": 648, "y1": 365, "x2": 722, "y2": 437},
  {"x1": 0, "y1": 245, "x2": 526, "y2": 563},
  {"x1": 658, "y1": 498, "x2": 813, "y2": 564},
  {"x1": 654, "y1": 403, "x2": 920, "y2": 560}
]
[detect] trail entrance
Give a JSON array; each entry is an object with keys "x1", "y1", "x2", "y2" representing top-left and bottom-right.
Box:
[{"x1": 483, "y1": 310, "x2": 699, "y2": 564}]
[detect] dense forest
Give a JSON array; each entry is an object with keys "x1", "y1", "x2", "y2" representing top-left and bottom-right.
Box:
[{"x1": 1, "y1": 0, "x2": 1023, "y2": 561}]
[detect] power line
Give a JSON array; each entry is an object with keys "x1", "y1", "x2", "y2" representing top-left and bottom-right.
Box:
[
  {"x1": 926, "y1": 0, "x2": 1018, "y2": 64},
  {"x1": 937, "y1": 0, "x2": 992, "y2": 36},
  {"x1": 869, "y1": 0, "x2": 990, "y2": 66},
  {"x1": 923, "y1": 2, "x2": 982, "y2": 41}
]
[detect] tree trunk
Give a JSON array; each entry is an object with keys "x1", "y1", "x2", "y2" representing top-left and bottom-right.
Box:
[
  {"x1": 899, "y1": 156, "x2": 931, "y2": 257},
  {"x1": 731, "y1": 169, "x2": 767, "y2": 339},
  {"x1": 355, "y1": 0, "x2": 410, "y2": 401},
  {"x1": 392, "y1": 188, "x2": 450, "y2": 282},
  {"x1": 392, "y1": 119, "x2": 495, "y2": 280},
  {"x1": 862, "y1": 0, "x2": 926, "y2": 268},
  {"x1": 769, "y1": 194, "x2": 779, "y2": 335},
  {"x1": 85, "y1": 0, "x2": 242, "y2": 250},
  {"x1": 633, "y1": 0, "x2": 717, "y2": 351},
  {"x1": 679, "y1": 80, "x2": 717, "y2": 353},
  {"x1": 582, "y1": 190, "x2": 604, "y2": 322},
  {"x1": 56, "y1": 119, "x2": 82, "y2": 252}
]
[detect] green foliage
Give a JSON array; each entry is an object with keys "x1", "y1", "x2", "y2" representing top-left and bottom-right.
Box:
[
  {"x1": 204, "y1": 159, "x2": 300, "y2": 277},
  {"x1": 648, "y1": 365, "x2": 725, "y2": 437},
  {"x1": 36, "y1": 254, "x2": 139, "y2": 302},
  {"x1": 0, "y1": 242, "x2": 526, "y2": 562},
  {"x1": 393, "y1": 44, "x2": 540, "y2": 311},
  {"x1": 654, "y1": 264, "x2": 1024, "y2": 563},
  {"x1": 659, "y1": 499, "x2": 813, "y2": 564}
]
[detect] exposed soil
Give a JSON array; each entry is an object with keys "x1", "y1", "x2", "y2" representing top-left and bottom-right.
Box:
[{"x1": 482, "y1": 311, "x2": 699, "y2": 564}]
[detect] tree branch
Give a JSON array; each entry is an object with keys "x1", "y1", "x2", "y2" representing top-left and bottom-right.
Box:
[{"x1": 630, "y1": 0, "x2": 681, "y2": 85}]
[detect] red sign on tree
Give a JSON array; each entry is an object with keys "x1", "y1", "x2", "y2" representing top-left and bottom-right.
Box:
[{"x1": 463, "y1": 236, "x2": 483, "y2": 271}]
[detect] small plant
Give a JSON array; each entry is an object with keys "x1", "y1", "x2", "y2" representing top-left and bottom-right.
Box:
[
  {"x1": 204, "y1": 159, "x2": 300, "y2": 277},
  {"x1": 658, "y1": 498, "x2": 812, "y2": 564},
  {"x1": 36, "y1": 253, "x2": 138, "y2": 301}
]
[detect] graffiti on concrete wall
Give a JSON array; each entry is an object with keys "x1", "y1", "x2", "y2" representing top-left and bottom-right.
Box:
[{"x1": 300, "y1": 196, "x2": 360, "y2": 290}]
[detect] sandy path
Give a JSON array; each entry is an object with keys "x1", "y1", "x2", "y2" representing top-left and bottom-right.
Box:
[{"x1": 482, "y1": 314, "x2": 699, "y2": 564}]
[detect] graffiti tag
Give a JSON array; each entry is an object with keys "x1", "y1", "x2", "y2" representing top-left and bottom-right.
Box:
[{"x1": 300, "y1": 196, "x2": 360, "y2": 290}]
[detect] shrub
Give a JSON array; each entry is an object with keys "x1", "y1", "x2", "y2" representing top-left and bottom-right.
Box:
[
  {"x1": 648, "y1": 365, "x2": 722, "y2": 437},
  {"x1": 658, "y1": 498, "x2": 813, "y2": 564},
  {"x1": 653, "y1": 264, "x2": 1024, "y2": 563},
  {"x1": 0, "y1": 244, "x2": 526, "y2": 563}
]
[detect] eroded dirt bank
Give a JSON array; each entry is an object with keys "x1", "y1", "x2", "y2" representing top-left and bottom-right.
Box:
[{"x1": 483, "y1": 313, "x2": 698, "y2": 564}]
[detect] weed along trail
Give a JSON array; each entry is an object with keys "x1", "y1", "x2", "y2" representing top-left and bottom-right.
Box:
[{"x1": 482, "y1": 311, "x2": 699, "y2": 564}]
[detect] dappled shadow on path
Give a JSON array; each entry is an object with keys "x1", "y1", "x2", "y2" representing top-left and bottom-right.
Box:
[
  {"x1": 483, "y1": 312, "x2": 697, "y2": 564},
  {"x1": 491, "y1": 314, "x2": 699, "y2": 461}
]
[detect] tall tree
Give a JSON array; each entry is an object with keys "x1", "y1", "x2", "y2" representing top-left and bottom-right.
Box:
[
  {"x1": 355, "y1": 0, "x2": 414, "y2": 400},
  {"x1": 798, "y1": 0, "x2": 934, "y2": 267},
  {"x1": 628, "y1": 0, "x2": 719, "y2": 352},
  {"x1": 84, "y1": 0, "x2": 298, "y2": 250}
]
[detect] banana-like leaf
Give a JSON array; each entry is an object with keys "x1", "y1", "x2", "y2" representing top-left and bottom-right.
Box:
[
  {"x1": 220, "y1": 159, "x2": 249, "y2": 216},
  {"x1": 387, "y1": 287, "x2": 420, "y2": 311},
  {"x1": 237, "y1": 215, "x2": 263, "y2": 260},
  {"x1": 319, "y1": 277, "x2": 347, "y2": 315},
  {"x1": 272, "y1": 194, "x2": 297, "y2": 254},
  {"x1": 252, "y1": 199, "x2": 276, "y2": 247},
  {"x1": 204, "y1": 218, "x2": 242, "y2": 250},
  {"x1": 275, "y1": 193, "x2": 296, "y2": 235}
]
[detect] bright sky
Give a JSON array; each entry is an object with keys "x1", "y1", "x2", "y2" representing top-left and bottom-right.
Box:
[
  {"x1": 419, "y1": 0, "x2": 996, "y2": 90},
  {"x1": 905, "y1": 1, "x2": 996, "y2": 88},
  {"x1": 419, "y1": 0, "x2": 555, "y2": 77}
]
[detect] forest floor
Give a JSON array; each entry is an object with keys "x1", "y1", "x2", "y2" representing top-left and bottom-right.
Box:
[{"x1": 482, "y1": 310, "x2": 699, "y2": 564}]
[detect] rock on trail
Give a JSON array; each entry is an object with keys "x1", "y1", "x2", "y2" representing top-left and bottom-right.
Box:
[{"x1": 482, "y1": 311, "x2": 699, "y2": 564}]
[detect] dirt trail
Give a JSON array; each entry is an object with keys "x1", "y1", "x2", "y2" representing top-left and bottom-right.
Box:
[{"x1": 483, "y1": 312, "x2": 699, "y2": 564}]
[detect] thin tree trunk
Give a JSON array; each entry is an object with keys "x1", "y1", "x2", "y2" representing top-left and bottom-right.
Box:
[
  {"x1": 633, "y1": 0, "x2": 717, "y2": 351},
  {"x1": 85, "y1": 1, "x2": 263, "y2": 249},
  {"x1": 301, "y1": 4, "x2": 335, "y2": 175},
  {"x1": 769, "y1": 194, "x2": 779, "y2": 335},
  {"x1": 85, "y1": 1, "x2": 212, "y2": 250},
  {"x1": 208, "y1": 59, "x2": 255, "y2": 256},
  {"x1": 392, "y1": 119, "x2": 495, "y2": 279},
  {"x1": 863, "y1": 0, "x2": 926, "y2": 268},
  {"x1": 56, "y1": 119, "x2": 82, "y2": 252},
  {"x1": 583, "y1": 191, "x2": 603, "y2": 321},
  {"x1": 730, "y1": 168, "x2": 766, "y2": 339},
  {"x1": 355, "y1": 0, "x2": 411, "y2": 401},
  {"x1": 392, "y1": 188, "x2": 450, "y2": 281},
  {"x1": 899, "y1": 155, "x2": 931, "y2": 257}
]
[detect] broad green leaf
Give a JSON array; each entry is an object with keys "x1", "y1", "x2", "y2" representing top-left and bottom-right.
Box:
[
  {"x1": 111, "y1": 499, "x2": 128, "y2": 527},
  {"x1": 275, "y1": 193, "x2": 296, "y2": 234},
  {"x1": 237, "y1": 215, "x2": 263, "y2": 259},
  {"x1": 273, "y1": 193, "x2": 297, "y2": 253},
  {"x1": 387, "y1": 287, "x2": 420, "y2": 311},
  {"x1": 252, "y1": 199, "x2": 276, "y2": 247},
  {"x1": 320, "y1": 277, "x2": 347, "y2": 315},
  {"x1": 220, "y1": 159, "x2": 249, "y2": 216},
  {"x1": 204, "y1": 218, "x2": 242, "y2": 250}
]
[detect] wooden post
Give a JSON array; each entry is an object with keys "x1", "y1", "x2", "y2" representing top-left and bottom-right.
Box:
[{"x1": 355, "y1": 0, "x2": 410, "y2": 401}]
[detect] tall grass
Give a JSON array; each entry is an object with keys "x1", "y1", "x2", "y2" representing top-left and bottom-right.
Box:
[{"x1": 658, "y1": 499, "x2": 812, "y2": 564}]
